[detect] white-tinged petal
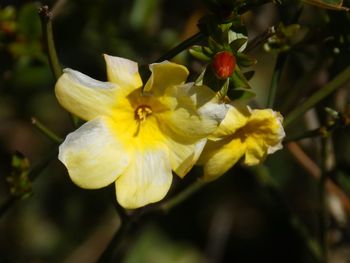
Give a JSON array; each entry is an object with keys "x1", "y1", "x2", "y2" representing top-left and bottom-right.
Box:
[
  {"x1": 55, "y1": 69, "x2": 126, "y2": 121},
  {"x1": 103, "y1": 54, "x2": 142, "y2": 91},
  {"x1": 143, "y1": 61, "x2": 189, "y2": 93},
  {"x1": 115, "y1": 145, "x2": 172, "y2": 209},
  {"x1": 210, "y1": 103, "x2": 250, "y2": 140},
  {"x1": 58, "y1": 117, "x2": 130, "y2": 189},
  {"x1": 165, "y1": 137, "x2": 207, "y2": 178},
  {"x1": 158, "y1": 83, "x2": 228, "y2": 142}
]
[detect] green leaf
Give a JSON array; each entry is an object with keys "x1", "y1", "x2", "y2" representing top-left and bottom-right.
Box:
[
  {"x1": 230, "y1": 66, "x2": 251, "y2": 89},
  {"x1": 243, "y1": 70, "x2": 255, "y2": 80},
  {"x1": 7, "y1": 152, "x2": 32, "y2": 198},
  {"x1": 227, "y1": 88, "x2": 256, "y2": 100},
  {"x1": 208, "y1": 37, "x2": 222, "y2": 52},
  {"x1": 230, "y1": 38, "x2": 248, "y2": 52},
  {"x1": 203, "y1": 66, "x2": 226, "y2": 91}
]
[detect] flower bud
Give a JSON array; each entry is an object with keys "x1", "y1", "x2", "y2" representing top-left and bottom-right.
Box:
[{"x1": 212, "y1": 51, "x2": 236, "y2": 79}]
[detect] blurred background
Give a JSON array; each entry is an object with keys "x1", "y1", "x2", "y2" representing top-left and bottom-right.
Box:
[{"x1": 0, "y1": 0, "x2": 349, "y2": 262}]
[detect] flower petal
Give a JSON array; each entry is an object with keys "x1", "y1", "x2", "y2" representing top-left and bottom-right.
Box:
[
  {"x1": 55, "y1": 69, "x2": 127, "y2": 121},
  {"x1": 243, "y1": 109, "x2": 285, "y2": 165},
  {"x1": 115, "y1": 145, "x2": 172, "y2": 209},
  {"x1": 198, "y1": 138, "x2": 246, "y2": 181},
  {"x1": 103, "y1": 54, "x2": 142, "y2": 91},
  {"x1": 143, "y1": 61, "x2": 189, "y2": 93},
  {"x1": 58, "y1": 117, "x2": 130, "y2": 189},
  {"x1": 157, "y1": 83, "x2": 228, "y2": 142},
  {"x1": 165, "y1": 136, "x2": 207, "y2": 178},
  {"x1": 210, "y1": 103, "x2": 250, "y2": 140}
]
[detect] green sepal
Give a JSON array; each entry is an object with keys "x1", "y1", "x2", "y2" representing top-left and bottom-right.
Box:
[
  {"x1": 227, "y1": 88, "x2": 256, "y2": 100},
  {"x1": 230, "y1": 38, "x2": 248, "y2": 52},
  {"x1": 189, "y1": 46, "x2": 212, "y2": 61},
  {"x1": 236, "y1": 52, "x2": 257, "y2": 67},
  {"x1": 243, "y1": 70, "x2": 255, "y2": 80},
  {"x1": 208, "y1": 36, "x2": 223, "y2": 53},
  {"x1": 230, "y1": 66, "x2": 251, "y2": 89},
  {"x1": 203, "y1": 66, "x2": 226, "y2": 91}
]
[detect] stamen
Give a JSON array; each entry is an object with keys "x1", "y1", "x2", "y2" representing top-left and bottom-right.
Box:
[{"x1": 135, "y1": 105, "x2": 152, "y2": 122}]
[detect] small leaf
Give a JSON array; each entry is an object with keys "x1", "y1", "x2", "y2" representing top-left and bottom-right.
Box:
[
  {"x1": 243, "y1": 70, "x2": 255, "y2": 80},
  {"x1": 208, "y1": 37, "x2": 222, "y2": 53},
  {"x1": 203, "y1": 66, "x2": 226, "y2": 91},
  {"x1": 189, "y1": 46, "x2": 211, "y2": 61},
  {"x1": 227, "y1": 88, "x2": 256, "y2": 100},
  {"x1": 230, "y1": 66, "x2": 251, "y2": 89},
  {"x1": 230, "y1": 38, "x2": 248, "y2": 52},
  {"x1": 7, "y1": 152, "x2": 32, "y2": 198},
  {"x1": 236, "y1": 52, "x2": 257, "y2": 67}
]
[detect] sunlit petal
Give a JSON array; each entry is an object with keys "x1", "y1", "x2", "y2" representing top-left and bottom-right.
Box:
[
  {"x1": 55, "y1": 69, "x2": 124, "y2": 121},
  {"x1": 59, "y1": 117, "x2": 131, "y2": 189},
  {"x1": 243, "y1": 109, "x2": 285, "y2": 165},
  {"x1": 165, "y1": 137, "x2": 207, "y2": 178},
  {"x1": 210, "y1": 103, "x2": 250, "y2": 139},
  {"x1": 115, "y1": 145, "x2": 172, "y2": 209},
  {"x1": 198, "y1": 138, "x2": 246, "y2": 181},
  {"x1": 158, "y1": 83, "x2": 228, "y2": 142},
  {"x1": 143, "y1": 61, "x2": 189, "y2": 93},
  {"x1": 103, "y1": 54, "x2": 142, "y2": 91}
]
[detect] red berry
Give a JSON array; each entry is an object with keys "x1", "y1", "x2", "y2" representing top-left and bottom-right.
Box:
[{"x1": 212, "y1": 51, "x2": 236, "y2": 79}]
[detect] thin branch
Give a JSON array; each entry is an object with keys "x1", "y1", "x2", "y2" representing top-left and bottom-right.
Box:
[
  {"x1": 31, "y1": 117, "x2": 63, "y2": 144},
  {"x1": 155, "y1": 32, "x2": 205, "y2": 62},
  {"x1": 284, "y1": 67, "x2": 350, "y2": 128},
  {"x1": 38, "y1": 5, "x2": 62, "y2": 80},
  {"x1": 266, "y1": 53, "x2": 287, "y2": 108},
  {"x1": 287, "y1": 142, "x2": 350, "y2": 214},
  {"x1": 157, "y1": 179, "x2": 205, "y2": 212}
]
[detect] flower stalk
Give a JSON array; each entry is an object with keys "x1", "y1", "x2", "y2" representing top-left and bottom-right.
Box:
[
  {"x1": 31, "y1": 117, "x2": 63, "y2": 144},
  {"x1": 284, "y1": 66, "x2": 350, "y2": 128},
  {"x1": 38, "y1": 5, "x2": 62, "y2": 80}
]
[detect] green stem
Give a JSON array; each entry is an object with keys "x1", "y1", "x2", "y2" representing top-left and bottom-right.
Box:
[
  {"x1": 284, "y1": 66, "x2": 350, "y2": 128},
  {"x1": 158, "y1": 179, "x2": 205, "y2": 212},
  {"x1": 97, "y1": 179, "x2": 206, "y2": 262},
  {"x1": 38, "y1": 6, "x2": 62, "y2": 80},
  {"x1": 155, "y1": 32, "x2": 205, "y2": 63},
  {"x1": 266, "y1": 53, "x2": 287, "y2": 108},
  {"x1": 97, "y1": 218, "x2": 131, "y2": 263},
  {"x1": 31, "y1": 117, "x2": 63, "y2": 144}
]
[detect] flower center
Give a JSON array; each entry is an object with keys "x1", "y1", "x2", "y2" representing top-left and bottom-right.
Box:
[{"x1": 135, "y1": 105, "x2": 152, "y2": 122}]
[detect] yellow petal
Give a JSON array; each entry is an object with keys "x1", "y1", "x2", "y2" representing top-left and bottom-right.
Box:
[
  {"x1": 243, "y1": 109, "x2": 285, "y2": 165},
  {"x1": 103, "y1": 54, "x2": 142, "y2": 91},
  {"x1": 55, "y1": 69, "x2": 126, "y2": 121},
  {"x1": 143, "y1": 61, "x2": 189, "y2": 93},
  {"x1": 198, "y1": 138, "x2": 246, "y2": 181},
  {"x1": 210, "y1": 102, "x2": 250, "y2": 140},
  {"x1": 58, "y1": 117, "x2": 131, "y2": 189},
  {"x1": 157, "y1": 84, "x2": 228, "y2": 142},
  {"x1": 115, "y1": 145, "x2": 172, "y2": 209},
  {"x1": 164, "y1": 136, "x2": 207, "y2": 178}
]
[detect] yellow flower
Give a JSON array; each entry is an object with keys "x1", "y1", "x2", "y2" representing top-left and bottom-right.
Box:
[
  {"x1": 55, "y1": 54, "x2": 227, "y2": 209},
  {"x1": 198, "y1": 103, "x2": 285, "y2": 181}
]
